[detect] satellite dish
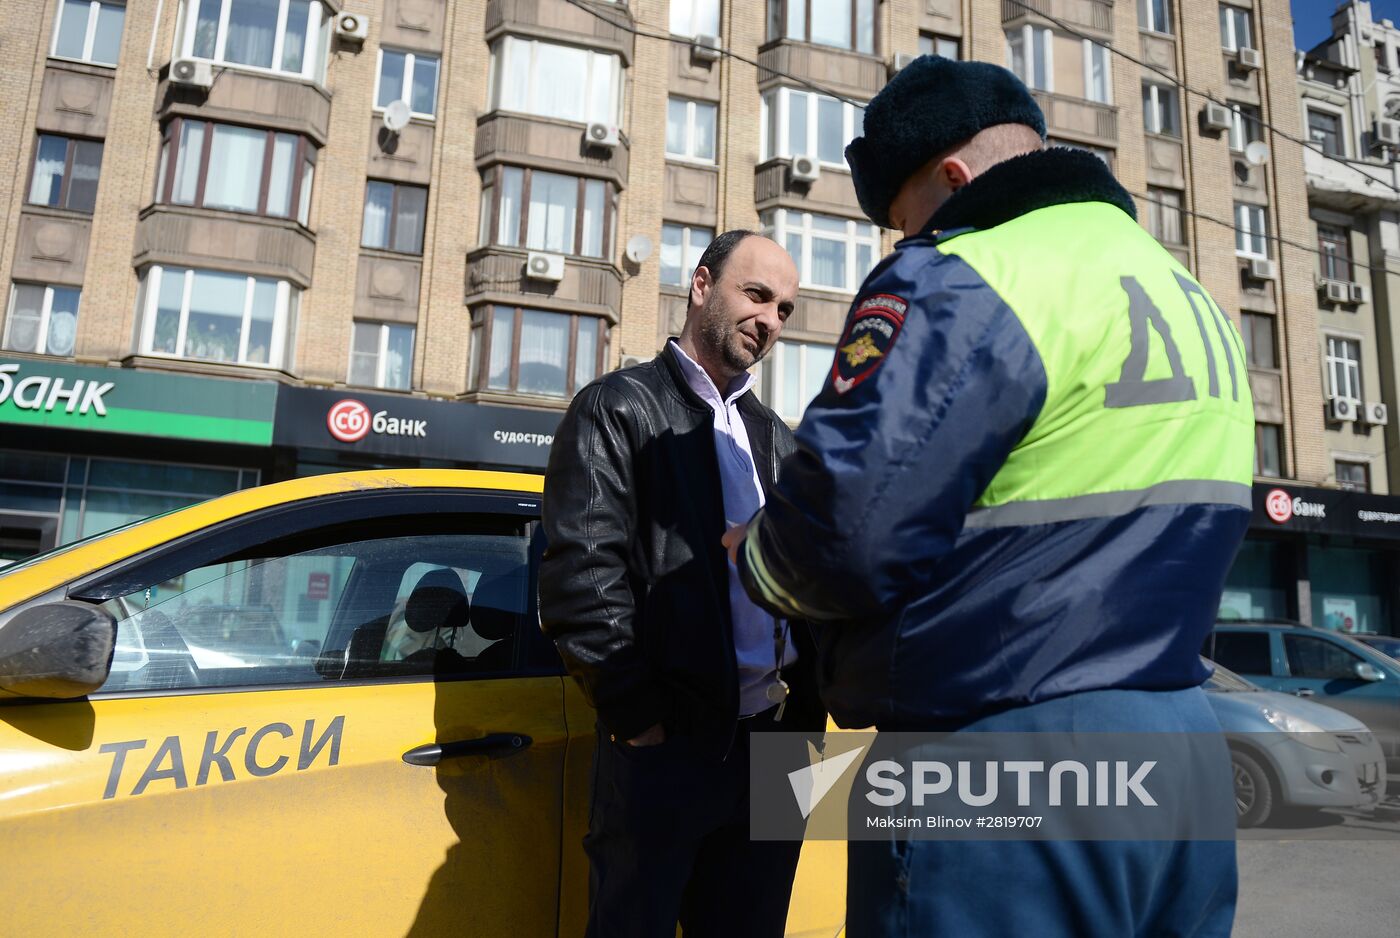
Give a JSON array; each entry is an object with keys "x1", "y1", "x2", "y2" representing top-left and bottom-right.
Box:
[
  {"x1": 1244, "y1": 141, "x2": 1270, "y2": 166},
  {"x1": 382, "y1": 99, "x2": 411, "y2": 134},
  {"x1": 625, "y1": 234, "x2": 653, "y2": 265}
]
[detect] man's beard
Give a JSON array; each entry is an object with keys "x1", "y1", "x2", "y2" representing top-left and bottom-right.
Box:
[{"x1": 698, "y1": 296, "x2": 769, "y2": 376}]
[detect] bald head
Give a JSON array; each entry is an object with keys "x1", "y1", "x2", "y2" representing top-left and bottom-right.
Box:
[{"x1": 889, "y1": 123, "x2": 1044, "y2": 237}]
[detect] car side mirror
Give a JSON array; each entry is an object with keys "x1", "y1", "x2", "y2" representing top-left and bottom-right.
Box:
[
  {"x1": 0, "y1": 601, "x2": 117, "y2": 699},
  {"x1": 1355, "y1": 661, "x2": 1386, "y2": 683}
]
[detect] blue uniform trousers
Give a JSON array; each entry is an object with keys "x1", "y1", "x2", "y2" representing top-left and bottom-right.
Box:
[{"x1": 847, "y1": 687, "x2": 1238, "y2": 937}]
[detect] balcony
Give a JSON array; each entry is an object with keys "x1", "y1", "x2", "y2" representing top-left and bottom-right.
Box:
[
  {"x1": 155, "y1": 66, "x2": 332, "y2": 145},
  {"x1": 1002, "y1": 0, "x2": 1112, "y2": 36},
  {"x1": 475, "y1": 112, "x2": 628, "y2": 187},
  {"x1": 484, "y1": 0, "x2": 634, "y2": 64},
  {"x1": 464, "y1": 247, "x2": 621, "y2": 320},
  {"x1": 1032, "y1": 91, "x2": 1117, "y2": 145},
  {"x1": 133, "y1": 204, "x2": 316, "y2": 288},
  {"x1": 757, "y1": 40, "x2": 885, "y2": 100},
  {"x1": 1304, "y1": 145, "x2": 1400, "y2": 212}
]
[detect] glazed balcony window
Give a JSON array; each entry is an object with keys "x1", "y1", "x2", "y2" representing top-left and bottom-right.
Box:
[
  {"x1": 180, "y1": 0, "x2": 329, "y2": 81},
  {"x1": 155, "y1": 119, "x2": 315, "y2": 224},
  {"x1": 4, "y1": 283, "x2": 80, "y2": 357},
  {"x1": 468, "y1": 306, "x2": 608, "y2": 400},
  {"x1": 767, "y1": 0, "x2": 875, "y2": 55},
  {"x1": 761, "y1": 339, "x2": 834, "y2": 422},
  {"x1": 488, "y1": 36, "x2": 622, "y2": 126},
  {"x1": 51, "y1": 0, "x2": 126, "y2": 67},
  {"x1": 760, "y1": 88, "x2": 864, "y2": 167},
  {"x1": 362, "y1": 181, "x2": 428, "y2": 255},
  {"x1": 760, "y1": 209, "x2": 878, "y2": 294},
  {"x1": 28, "y1": 135, "x2": 104, "y2": 214},
  {"x1": 349, "y1": 321, "x2": 414, "y2": 390},
  {"x1": 478, "y1": 167, "x2": 614, "y2": 260},
  {"x1": 375, "y1": 49, "x2": 439, "y2": 119},
  {"x1": 137, "y1": 265, "x2": 297, "y2": 369}
]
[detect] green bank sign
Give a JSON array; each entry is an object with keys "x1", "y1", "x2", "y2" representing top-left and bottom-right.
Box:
[{"x1": 0, "y1": 360, "x2": 276, "y2": 445}]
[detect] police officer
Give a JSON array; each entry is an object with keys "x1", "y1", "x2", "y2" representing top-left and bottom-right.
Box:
[{"x1": 724, "y1": 57, "x2": 1253, "y2": 936}]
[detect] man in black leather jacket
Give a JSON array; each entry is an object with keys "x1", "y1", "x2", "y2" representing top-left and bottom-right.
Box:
[{"x1": 540, "y1": 230, "x2": 824, "y2": 937}]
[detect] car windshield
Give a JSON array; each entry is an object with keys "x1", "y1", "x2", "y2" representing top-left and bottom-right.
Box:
[{"x1": 1204, "y1": 659, "x2": 1257, "y2": 692}]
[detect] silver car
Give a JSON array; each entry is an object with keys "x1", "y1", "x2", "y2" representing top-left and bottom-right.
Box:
[{"x1": 1205, "y1": 661, "x2": 1386, "y2": 827}]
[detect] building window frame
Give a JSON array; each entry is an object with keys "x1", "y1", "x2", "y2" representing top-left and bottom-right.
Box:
[
  {"x1": 761, "y1": 339, "x2": 834, "y2": 422},
  {"x1": 1227, "y1": 102, "x2": 1262, "y2": 152},
  {"x1": 361, "y1": 180, "x2": 428, "y2": 256},
  {"x1": 1336, "y1": 459, "x2": 1371, "y2": 492},
  {"x1": 660, "y1": 223, "x2": 714, "y2": 288},
  {"x1": 27, "y1": 134, "x2": 104, "y2": 214},
  {"x1": 1142, "y1": 82, "x2": 1179, "y2": 137},
  {"x1": 178, "y1": 0, "x2": 328, "y2": 82},
  {"x1": 1240, "y1": 312, "x2": 1277, "y2": 369},
  {"x1": 1083, "y1": 39, "x2": 1112, "y2": 104},
  {"x1": 1138, "y1": 0, "x2": 1173, "y2": 35},
  {"x1": 1317, "y1": 223, "x2": 1353, "y2": 283},
  {"x1": 50, "y1": 0, "x2": 126, "y2": 67},
  {"x1": 136, "y1": 264, "x2": 296, "y2": 369},
  {"x1": 1255, "y1": 423, "x2": 1282, "y2": 477},
  {"x1": 1219, "y1": 3, "x2": 1254, "y2": 52},
  {"x1": 665, "y1": 97, "x2": 718, "y2": 164},
  {"x1": 468, "y1": 305, "x2": 609, "y2": 400},
  {"x1": 918, "y1": 33, "x2": 960, "y2": 59},
  {"x1": 1234, "y1": 202, "x2": 1269, "y2": 259},
  {"x1": 373, "y1": 47, "x2": 440, "y2": 120},
  {"x1": 669, "y1": 0, "x2": 720, "y2": 38},
  {"x1": 4, "y1": 283, "x2": 81, "y2": 357},
  {"x1": 348, "y1": 321, "x2": 415, "y2": 391},
  {"x1": 1325, "y1": 335, "x2": 1364, "y2": 403},
  {"x1": 156, "y1": 117, "x2": 316, "y2": 225},
  {"x1": 760, "y1": 209, "x2": 879, "y2": 294},
  {"x1": 1145, "y1": 187, "x2": 1185, "y2": 246},
  {"x1": 760, "y1": 87, "x2": 866, "y2": 168},
  {"x1": 1306, "y1": 105, "x2": 1346, "y2": 158},
  {"x1": 478, "y1": 166, "x2": 615, "y2": 261},
  {"x1": 766, "y1": 0, "x2": 877, "y2": 56}
]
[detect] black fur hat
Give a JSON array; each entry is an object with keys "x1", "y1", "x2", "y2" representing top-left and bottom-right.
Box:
[{"x1": 846, "y1": 56, "x2": 1048, "y2": 229}]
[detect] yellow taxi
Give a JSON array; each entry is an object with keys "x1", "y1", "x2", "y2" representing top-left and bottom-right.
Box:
[{"x1": 0, "y1": 469, "x2": 844, "y2": 936}]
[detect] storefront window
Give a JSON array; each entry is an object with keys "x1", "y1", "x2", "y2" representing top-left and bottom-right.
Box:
[
  {"x1": 1220, "y1": 538, "x2": 1289, "y2": 620},
  {"x1": 1308, "y1": 545, "x2": 1387, "y2": 635}
]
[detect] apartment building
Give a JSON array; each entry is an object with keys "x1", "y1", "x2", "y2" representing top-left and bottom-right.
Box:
[{"x1": 1, "y1": 0, "x2": 1380, "y2": 633}]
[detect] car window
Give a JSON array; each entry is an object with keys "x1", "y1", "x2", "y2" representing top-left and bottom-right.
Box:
[
  {"x1": 97, "y1": 529, "x2": 531, "y2": 694},
  {"x1": 1209, "y1": 631, "x2": 1272, "y2": 676},
  {"x1": 1283, "y1": 635, "x2": 1363, "y2": 681}
]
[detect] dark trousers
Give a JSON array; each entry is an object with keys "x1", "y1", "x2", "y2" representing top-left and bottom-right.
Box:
[
  {"x1": 584, "y1": 708, "x2": 802, "y2": 938},
  {"x1": 848, "y1": 687, "x2": 1239, "y2": 938}
]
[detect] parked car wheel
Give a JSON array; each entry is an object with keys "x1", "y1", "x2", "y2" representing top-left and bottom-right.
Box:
[{"x1": 1232, "y1": 749, "x2": 1275, "y2": 828}]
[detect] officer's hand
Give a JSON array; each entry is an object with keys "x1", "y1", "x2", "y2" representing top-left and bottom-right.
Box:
[
  {"x1": 626, "y1": 724, "x2": 666, "y2": 747},
  {"x1": 722, "y1": 522, "x2": 749, "y2": 564}
]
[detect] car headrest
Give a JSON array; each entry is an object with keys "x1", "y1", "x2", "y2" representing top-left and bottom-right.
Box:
[
  {"x1": 404, "y1": 569, "x2": 470, "y2": 634},
  {"x1": 471, "y1": 570, "x2": 526, "y2": 641}
]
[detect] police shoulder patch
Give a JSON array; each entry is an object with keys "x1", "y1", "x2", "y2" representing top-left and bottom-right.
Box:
[{"x1": 831, "y1": 293, "x2": 907, "y2": 394}]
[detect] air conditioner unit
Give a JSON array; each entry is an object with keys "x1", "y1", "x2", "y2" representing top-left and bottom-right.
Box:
[
  {"x1": 1374, "y1": 119, "x2": 1400, "y2": 147},
  {"x1": 525, "y1": 251, "x2": 565, "y2": 282},
  {"x1": 1350, "y1": 281, "x2": 1369, "y2": 304},
  {"x1": 1202, "y1": 102, "x2": 1233, "y2": 132},
  {"x1": 1247, "y1": 257, "x2": 1277, "y2": 281},
  {"x1": 1236, "y1": 47, "x2": 1263, "y2": 71},
  {"x1": 888, "y1": 52, "x2": 918, "y2": 76},
  {"x1": 585, "y1": 122, "x2": 620, "y2": 149},
  {"x1": 170, "y1": 58, "x2": 214, "y2": 89},
  {"x1": 1330, "y1": 396, "x2": 1360, "y2": 422},
  {"x1": 1320, "y1": 280, "x2": 1351, "y2": 303},
  {"x1": 334, "y1": 11, "x2": 369, "y2": 42},
  {"x1": 692, "y1": 34, "x2": 722, "y2": 63},
  {"x1": 790, "y1": 155, "x2": 821, "y2": 185},
  {"x1": 1365, "y1": 401, "x2": 1390, "y2": 426}
]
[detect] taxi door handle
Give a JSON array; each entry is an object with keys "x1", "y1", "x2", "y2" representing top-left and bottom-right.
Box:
[{"x1": 402, "y1": 733, "x2": 533, "y2": 766}]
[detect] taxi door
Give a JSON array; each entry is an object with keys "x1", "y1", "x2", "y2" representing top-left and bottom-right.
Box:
[{"x1": 0, "y1": 492, "x2": 567, "y2": 936}]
